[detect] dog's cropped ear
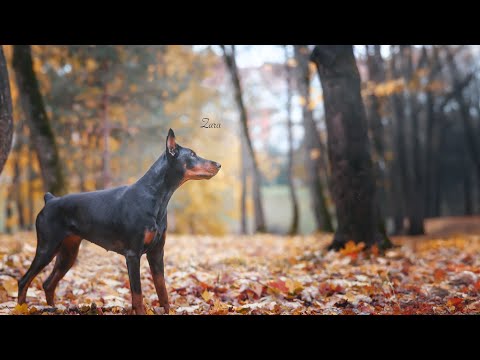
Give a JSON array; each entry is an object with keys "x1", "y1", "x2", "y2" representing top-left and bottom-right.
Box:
[{"x1": 166, "y1": 128, "x2": 178, "y2": 158}]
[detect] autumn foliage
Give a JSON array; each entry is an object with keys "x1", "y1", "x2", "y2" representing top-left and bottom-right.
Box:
[{"x1": 1, "y1": 230, "x2": 479, "y2": 315}]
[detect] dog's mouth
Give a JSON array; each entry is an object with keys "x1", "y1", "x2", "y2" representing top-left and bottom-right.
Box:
[
  {"x1": 194, "y1": 168, "x2": 219, "y2": 179},
  {"x1": 197, "y1": 161, "x2": 221, "y2": 179},
  {"x1": 183, "y1": 162, "x2": 221, "y2": 182}
]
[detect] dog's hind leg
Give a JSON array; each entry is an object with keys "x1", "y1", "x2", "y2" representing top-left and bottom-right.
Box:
[
  {"x1": 43, "y1": 235, "x2": 82, "y2": 306},
  {"x1": 17, "y1": 214, "x2": 64, "y2": 305}
]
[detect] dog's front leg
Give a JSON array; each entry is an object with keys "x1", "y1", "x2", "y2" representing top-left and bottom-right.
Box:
[
  {"x1": 125, "y1": 252, "x2": 145, "y2": 315},
  {"x1": 147, "y1": 234, "x2": 169, "y2": 314}
]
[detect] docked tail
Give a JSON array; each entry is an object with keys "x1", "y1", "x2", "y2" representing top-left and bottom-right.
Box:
[{"x1": 44, "y1": 192, "x2": 56, "y2": 203}]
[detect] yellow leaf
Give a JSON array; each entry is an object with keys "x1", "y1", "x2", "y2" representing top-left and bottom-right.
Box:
[
  {"x1": 12, "y1": 303, "x2": 29, "y2": 315},
  {"x1": 286, "y1": 279, "x2": 304, "y2": 294},
  {"x1": 201, "y1": 290, "x2": 213, "y2": 302},
  {"x1": 210, "y1": 299, "x2": 229, "y2": 315}
]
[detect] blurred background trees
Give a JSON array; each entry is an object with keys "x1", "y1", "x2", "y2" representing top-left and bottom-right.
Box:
[{"x1": 0, "y1": 45, "x2": 479, "y2": 245}]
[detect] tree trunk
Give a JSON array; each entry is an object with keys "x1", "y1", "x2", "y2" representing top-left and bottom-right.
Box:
[
  {"x1": 13, "y1": 151, "x2": 26, "y2": 229},
  {"x1": 294, "y1": 45, "x2": 333, "y2": 233},
  {"x1": 240, "y1": 135, "x2": 248, "y2": 234},
  {"x1": 388, "y1": 48, "x2": 407, "y2": 234},
  {"x1": 221, "y1": 45, "x2": 266, "y2": 233},
  {"x1": 27, "y1": 143, "x2": 35, "y2": 229},
  {"x1": 285, "y1": 46, "x2": 299, "y2": 235},
  {"x1": 12, "y1": 45, "x2": 65, "y2": 195},
  {"x1": 0, "y1": 46, "x2": 13, "y2": 176},
  {"x1": 102, "y1": 81, "x2": 111, "y2": 189},
  {"x1": 5, "y1": 189, "x2": 14, "y2": 234},
  {"x1": 424, "y1": 87, "x2": 436, "y2": 217},
  {"x1": 431, "y1": 114, "x2": 447, "y2": 217},
  {"x1": 365, "y1": 45, "x2": 386, "y2": 160},
  {"x1": 445, "y1": 47, "x2": 480, "y2": 182},
  {"x1": 400, "y1": 45, "x2": 425, "y2": 235},
  {"x1": 311, "y1": 45, "x2": 391, "y2": 249},
  {"x1": 464, "y1": 164, "x2": 473, "y2": 215},
  {"x1": 365, "y1": 45, "x2": 389, "y2": 236},
  {"x1": 423, "y1": 46, "x2": 439, "y2": 218}
]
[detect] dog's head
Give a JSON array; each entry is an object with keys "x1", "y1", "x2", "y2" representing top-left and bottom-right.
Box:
[{"x1": 165, "y1": 128, "x2": 221, "y2": 185}]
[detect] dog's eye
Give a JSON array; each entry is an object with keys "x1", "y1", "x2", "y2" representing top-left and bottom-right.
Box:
[{"x1": 191, "y1": 152, "x2": 196, "y2": 157}]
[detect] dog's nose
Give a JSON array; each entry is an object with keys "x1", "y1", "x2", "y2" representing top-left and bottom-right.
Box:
[{"x1": 215, "y1": 162, "x2": 221, "y2": 169}]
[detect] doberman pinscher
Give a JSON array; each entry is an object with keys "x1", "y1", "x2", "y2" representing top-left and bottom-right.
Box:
[{"x1": 17, "y1": 129, "x2": 221, "y2": 314}]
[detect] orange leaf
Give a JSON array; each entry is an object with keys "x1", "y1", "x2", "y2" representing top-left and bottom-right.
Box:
[
  {"x1": 340, "y1": 241, "x2": 365, "y2": 257},
  {"x1": 434, "y1": 269, "x2": 446, "y2": 282},
  {"x1": 268, "y1": 280, "x2": 289, "y2": 294},
  {"x1": 447, "y1": 297, "x2": 463, "y2": 307}
]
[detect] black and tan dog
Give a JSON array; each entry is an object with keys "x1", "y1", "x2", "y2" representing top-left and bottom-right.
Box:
[{"x1": 17, "y1": 129, "x2": 221, "y2": 314}]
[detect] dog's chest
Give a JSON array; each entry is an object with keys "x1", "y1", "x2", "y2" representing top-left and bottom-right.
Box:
[{"x1": 142, "y1": 213, "x2": 167, "y2": 253}]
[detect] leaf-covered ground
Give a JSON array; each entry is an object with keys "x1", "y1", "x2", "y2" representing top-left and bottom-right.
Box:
[{"x1": 0, "y1": 227, "x2": 479, "y2": 315}]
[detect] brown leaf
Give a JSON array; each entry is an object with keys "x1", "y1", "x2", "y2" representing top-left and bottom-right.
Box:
[{"x1": 1, "y1": 277, "x2": 18, "y2": 297}]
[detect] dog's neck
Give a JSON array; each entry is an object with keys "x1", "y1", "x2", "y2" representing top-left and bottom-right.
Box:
[{"x1": 134, "y1": 152, "x2": 181, "y2": 217}]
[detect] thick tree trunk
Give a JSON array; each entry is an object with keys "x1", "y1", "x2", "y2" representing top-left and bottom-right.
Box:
[
  {"x1": 285, "y1": 46, "x2": 299, "y2": 235},
  {"x1": 294, "y1": 45, "x2": 333, "y2": 233},
  {"x1": 311, "y1": 45, "x2": 391, "y2": 249},
  {"x1": 221, "y1": 45, "x2": 266, "y2": 233},
  {"x1": 12, "y1": 45, "x2": 65, "y2": 194},
  {"x1": 0, "y1": 46, "x2": 13, "y2": 176}
]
